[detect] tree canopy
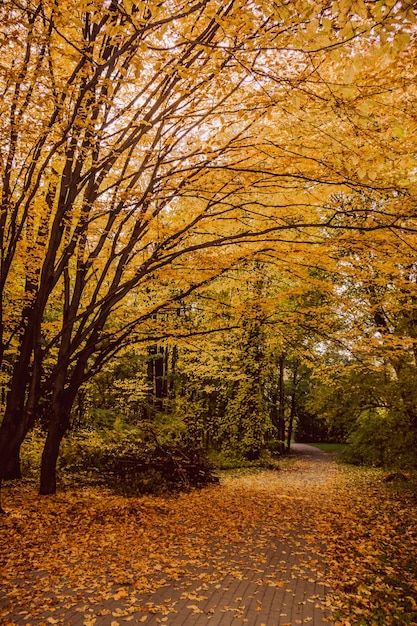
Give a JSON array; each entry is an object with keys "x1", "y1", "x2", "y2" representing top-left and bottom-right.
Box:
[{"x1": 1, "y1": 0, "x2": 417, "y2": 499}]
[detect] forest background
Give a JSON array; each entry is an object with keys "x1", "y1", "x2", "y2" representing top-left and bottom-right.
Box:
[{"x1": 1, "y1": 0, "x2": 417, "y2": 501}]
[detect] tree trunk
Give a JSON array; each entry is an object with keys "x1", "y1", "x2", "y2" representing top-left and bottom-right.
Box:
[
  {"x1": 169, "y1": 345, "x2": 178, "y2": 396},
  {"x1": 38, "y1": 370, "x2": 81, "y2": 495},
  {"x1": 0, "y1": 421, "x2": 29, "y2": 511},
  {"x1": 278, "y1": 352, "x2": 286, "y2": 454},
  {"x1": 0, "y1": 304, "x2": 45, "y2": 487},
  {"x1": 3, "y1": 446, "x2": 22, "y2": 479},
  {"x1": 286, "y1": 362, "x2": 299, "y2": 451},
  {"x1": 154, "y1": 347, "x2": 164, "y2": 404},
  {"x1": 39, "y1": 380, "x2": 72, "y2": 495},
  {"x1": 287, "y1": 393, "x2": 296, "y2": 452},
  {"x1": 39, "y1": 418, "x2": 68, "y2": 495},
  {"x1": 0, "y1": 410, "x2": 30, "y2": 481}
]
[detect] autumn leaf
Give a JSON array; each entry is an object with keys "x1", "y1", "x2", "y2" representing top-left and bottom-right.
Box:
[{"x1": 2, "y1": 451, "x2": 415, "y2": 624}]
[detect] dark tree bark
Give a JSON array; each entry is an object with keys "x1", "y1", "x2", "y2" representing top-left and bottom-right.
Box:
[
  {"x1": 278, "y1": 352, "x2": 286, "y2": 455},
  {"x1": 0, "y1": 400, "x2": 32, "y2": 484},
  {"x1": 0, "y1": 327, "x2": 36, "y2": 480},
  {"x1": 3, "y1": 447, "x2": 22, "y2": 480},
  {"x1": 169, "y1": 345, "x2": 178, "y2": 396},
  {"x1": 0, "y1": 419, "x2": 31, "y2": 511},
  {"x1": 38, "y1": 384, "x2": 75, "y2": 495},
  {"x1": 286, "y1": 361, "x2": 299, "y2": 451},
  {"x1": 39, "y1": 420, "x2": 67, "y2": 495}
]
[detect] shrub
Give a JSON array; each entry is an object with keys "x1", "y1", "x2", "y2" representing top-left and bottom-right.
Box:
[
  {"x1": 58, "y1": 428, "x2": 109, "y2": 476},
  {"x1": 208, "y1": 447, "x2": 279, "y2": 471},
  {"x1": 99, "y1": 441, "x2": 219, "y2": 495},
  {"x1": 343, "y1": 409, "x2": 417, "y2": 469},
  {"x1": 20, "y1": 425, "x2": 218, "y2": 494},
  {"x1": 20, "y1": 428, "x2": 45, "y2": 478},
  {"x1": 56, "y1": 429, "x2": 219, "y2": 494}
]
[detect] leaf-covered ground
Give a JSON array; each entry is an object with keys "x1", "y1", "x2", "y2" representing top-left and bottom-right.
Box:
[{"x1": 1, "y1": 449, "x2": 416, "y2": 626}]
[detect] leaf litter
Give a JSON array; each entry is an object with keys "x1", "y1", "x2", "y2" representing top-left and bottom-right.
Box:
[{"x1": 0, "y1": 455, "x2": 416, "y2": 625}]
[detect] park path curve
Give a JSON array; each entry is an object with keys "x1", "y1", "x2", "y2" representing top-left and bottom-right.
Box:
[{"x1": 1, "y1": 445, "x2": 337, "y2": 626}]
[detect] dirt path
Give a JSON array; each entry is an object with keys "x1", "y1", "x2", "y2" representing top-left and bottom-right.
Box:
[{"x1": 1, "y1": 446, "x2": 336, "y2": 626}]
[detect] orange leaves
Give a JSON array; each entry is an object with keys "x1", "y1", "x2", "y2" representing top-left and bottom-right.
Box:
[
  {"x1": 0, "y1": 455, "x2": 322, "y2": 623},
  {"x1": 2, "y1": 455, "x2": 416, "y2": 624},
  {"x1": 320, "y1": 466, "x2": 417, "y2": 625}
]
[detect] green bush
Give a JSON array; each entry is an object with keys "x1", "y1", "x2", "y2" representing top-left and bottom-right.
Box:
[
  {"x1": 343, "y1": 409, "x2": 416, "y2": 469},
  {"x1": 208, "y1": 447, "x2": 279, "y2": 471},
  {"x1": 208, "y1": 449, "x2": 248, "y2": 470},
  {"x1": 58, "y1": 428, "x2": 109, "y2": 476},
  {"x1": 20, "y1": 428, "x2": 45, "y2": 478},
  {"x1": 264, "y1": 438, "x2": 285, "y2": 454}
]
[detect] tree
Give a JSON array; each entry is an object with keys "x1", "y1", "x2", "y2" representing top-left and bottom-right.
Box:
[
  {"x1": 308, "y1": 193, "x2": 417, "y2": 463},
  {"x1": 0, "y1": 0, "x2": 326, "y2": 494},
  {"x1": 1, "y1": 0, "x2": 417, "y2": 503}
]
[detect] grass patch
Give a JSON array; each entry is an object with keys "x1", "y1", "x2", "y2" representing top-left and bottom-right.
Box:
[{"x1": 309, "y1": 442, "x2": 348, "y2": 455}]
